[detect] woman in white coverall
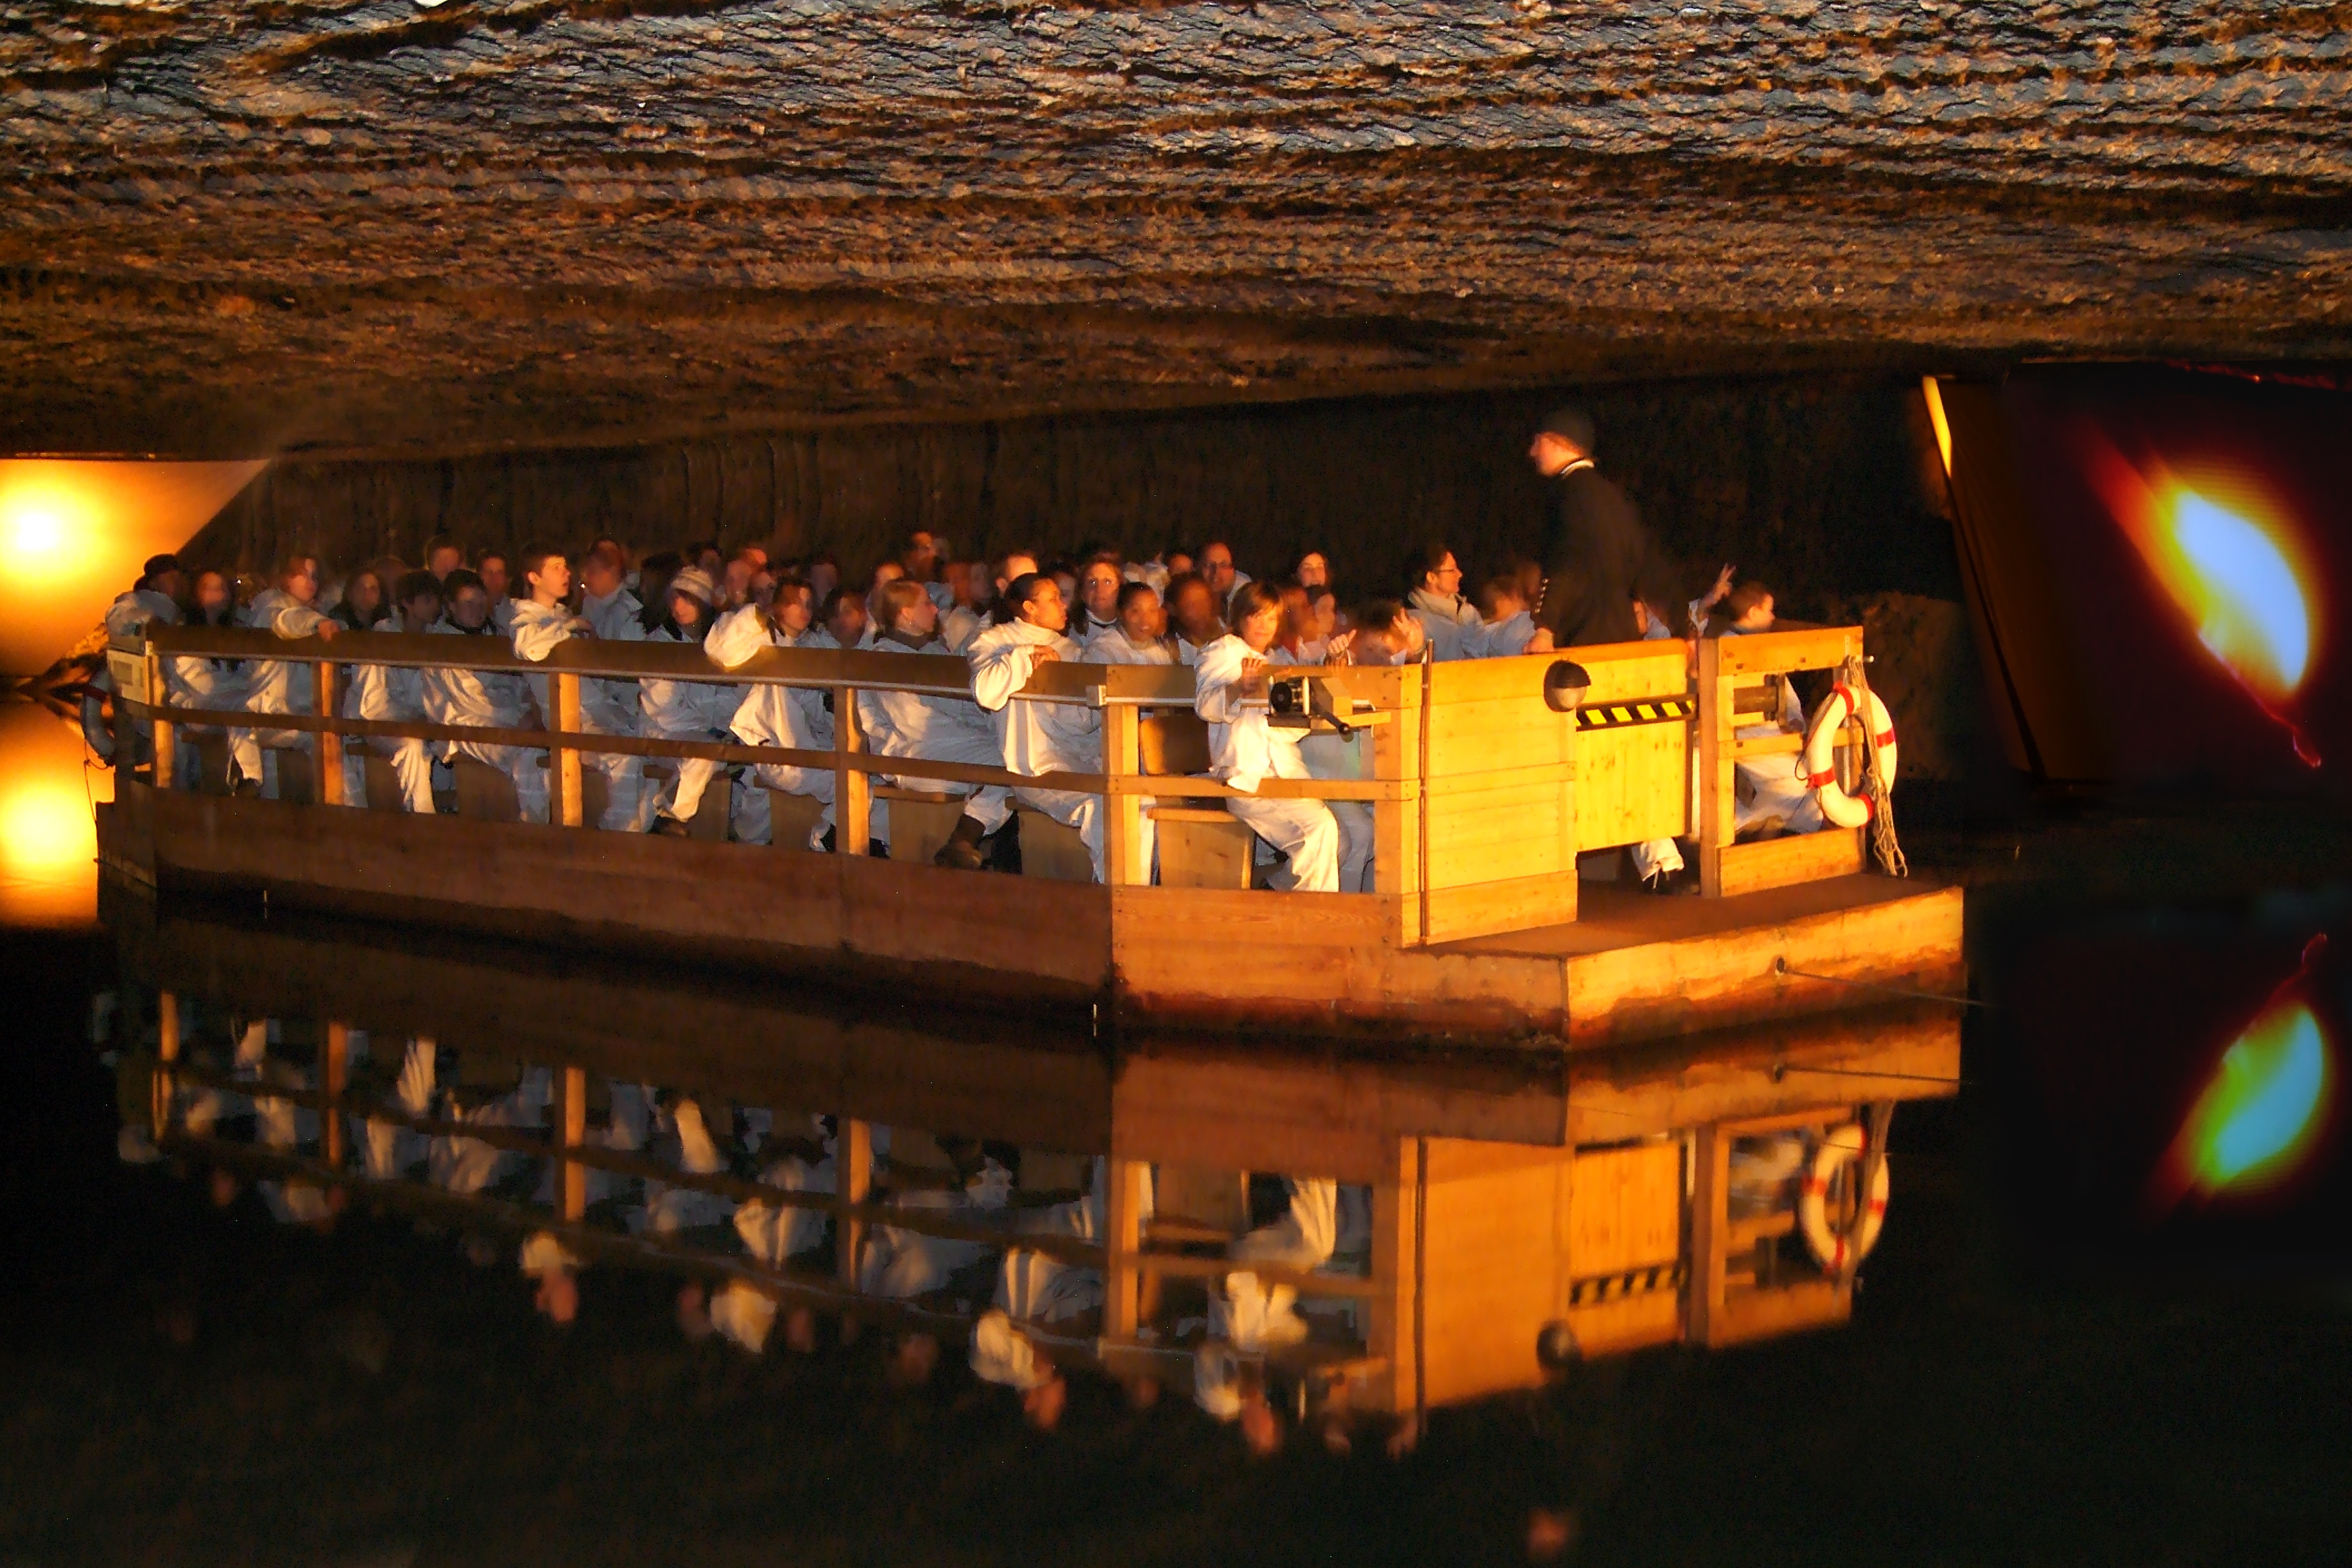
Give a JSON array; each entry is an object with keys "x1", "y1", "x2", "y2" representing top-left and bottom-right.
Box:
[
  {"x1": 508, "y1": 545, "x2": 648, "y2": 832},
  {"x1": 422, "y1": 569, "x2": 547, "y2": 823},
  {"x1": 165, "y1": 569, "x2": 251, "y2": 787},
  {"x1": 967, "y1": 572, "x2": 1153, "y2": 884},
  {"x1": 1194, "y1": 580, "x2": 1371, "y2": 894}
]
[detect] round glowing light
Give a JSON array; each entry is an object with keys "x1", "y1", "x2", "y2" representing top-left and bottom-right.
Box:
[
  {"x1": 6, "y1": 504, "x2": 66, "y2": 559},
  {"x1": 0, "y1": 778, "x2": 95, "y2": 886}
]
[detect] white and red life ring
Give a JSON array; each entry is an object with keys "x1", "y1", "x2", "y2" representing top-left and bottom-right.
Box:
[
  {"x1": 1802, "y1": 683, "x2": 1897, "y2": 829},
  {"x1": 1798, "y1": 1123, "x2": 1888, "y2": 1274}
]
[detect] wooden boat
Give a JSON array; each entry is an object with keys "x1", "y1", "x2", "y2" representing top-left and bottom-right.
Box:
[
  {"x1": 97, "y1": 618, "x2": 1962, "y2": 1048},
  {"x1": 109, "y1": 893, "x2": 1961, "y2": 1421}
]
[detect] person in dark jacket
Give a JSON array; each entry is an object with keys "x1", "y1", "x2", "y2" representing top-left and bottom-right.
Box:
[{"x1": 1529, "y1": 407, "x2": 1677, "y2": 648}]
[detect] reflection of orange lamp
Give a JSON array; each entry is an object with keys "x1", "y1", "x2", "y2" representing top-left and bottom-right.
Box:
[
  {"x1": 2147, "y1": 936, "x2": 2335, "y2": 1218},
  {"x1": 2077, "y1": 435, "x2": 2324, "y2": 766}
]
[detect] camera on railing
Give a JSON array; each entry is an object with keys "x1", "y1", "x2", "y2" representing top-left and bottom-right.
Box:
[{"x1": 1267, "y1": 673, "x2": 1356, "y2": 737}]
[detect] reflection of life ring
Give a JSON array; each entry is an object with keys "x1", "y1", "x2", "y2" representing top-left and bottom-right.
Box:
[
  {"x1": 1802, "y1": 684, "x2": 1897, "y2": 828},
  {"x1": 1798, "y1": 1123, "x2": 1888, "y2": 1273}
]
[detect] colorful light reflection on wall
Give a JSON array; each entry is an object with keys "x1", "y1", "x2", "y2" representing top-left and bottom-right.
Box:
[
  {"x1": 2078, "y1": 437, "x2": 2325, "y2": 767},
  {"x1": 2148, "y1": 936, "x2": 2335, "y2": 1215}
]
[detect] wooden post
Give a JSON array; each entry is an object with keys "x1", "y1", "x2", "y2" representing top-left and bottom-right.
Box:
[
  {"x1": 319, "y1": 1020, "x2": 349, "y2": 1166},
  {"x1": 556, "y1": 1066, "x2": 588, "y2": 1221},
  {"x1": 553, "y1": 673, "x2": 585, "y2": 828},
  {"x1": 1696, "y1": 638, "x2": 1735, "y2": 897},
  {"x1": 312, "y1": 661, "x2": 344, "y2": 806},
  {"x1": 1686, "y1": 1124, "x2": 1730, "y2": 1346},
  {"x1": 1100, "y1": 1157, "x2": 1148, "y2": 1342},
  {"x1": 837, "y1": 1117, "x2": 872, "y2": 1288},
  {"x1": 152, "y1": 990, "x2": 181, "y2": 1142},
  {"x1": 1102, "y1": 702, "x2": 1145, "y2": 885},
  {"x1": 833, "y1": 684, "x2": 871, "y2": 854},
  {"x1": 147, "y1": 647, "x2": 175, "y2": 790},
  {"x1": 1372, "y1": 673, "x2": 1422, "y2": 946},
  {"x1": 1366, "y1": 1138, "x2": 1421, "y2": 1417}
]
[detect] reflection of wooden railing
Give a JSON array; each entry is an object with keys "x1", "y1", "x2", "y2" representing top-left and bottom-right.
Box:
[{"x1": 1695, "y1": 624, "x2": 1867, "y2": 897}]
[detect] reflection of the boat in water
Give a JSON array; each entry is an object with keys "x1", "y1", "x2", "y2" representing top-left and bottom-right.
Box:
[{"x1": 107, "y1": 890, "x2": 1959, "y2": 1433}]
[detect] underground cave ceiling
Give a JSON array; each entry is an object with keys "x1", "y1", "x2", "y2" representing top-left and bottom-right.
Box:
[{"x1": 3, "y1": 1, "x2": 2350, "y2": 460}]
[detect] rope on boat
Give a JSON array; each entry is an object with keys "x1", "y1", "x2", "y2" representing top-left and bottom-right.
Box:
[
  {"x1": 1773, "y1": 957, "x2": 1988, "y2": 1009},
  {"x1": 1842, "y1": 652, "x2": 1909, "y2": 879}
]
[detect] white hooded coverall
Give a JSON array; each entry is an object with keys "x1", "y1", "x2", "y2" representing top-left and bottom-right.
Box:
[
  {"x1": 730, "y1": 626, "x2": 840, "y2": 850},
  {"x1": 856, "y1": 633, "x2": 1009, "y2": 845},
  {"x1": 232, "y1": 587, "x2": 331, "y2": 796},
  {"x1": 421, "y1": 619, "x2": 547, "y2": 823},
  {"x1": 641, "y1": 613, "x2": 757, "y2": 835},
  {"x1": 341, "y1": 639, "x2": 436, "y2": 814},
  {"x1": 966, "y1": 619, "x2": 1153, "y2": 883},
  {"x1": 510, "y1": 598, "x2": 646, "y2": 832},
  {"x1": 1194, "y1": 635, "x2": 1371, "y2": 894}
]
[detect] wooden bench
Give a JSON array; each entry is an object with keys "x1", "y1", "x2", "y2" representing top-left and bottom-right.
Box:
[
  {"x1": 760, "y1": 787, "x2": 827, "y2": 853},
  {"x1": 1148, "y1": 805, "x2": 1256, "y2": 890},
  {"x1": 188, "y1": 735, "x2": 234, "y2": 797},
  {"x1": 451, "y1": 755, "x2": 519, "y2": 822},
  {"x1": 1010, "y1": 801, "x2": 1094, "y2": 884},
  {"x1": 873, "y1": 784, "x2": 966, "y2": 865},
  {"x1": 361, "y1": 754, "x2": 405, "y2": 814},
  {"x1": 264, "y1": 745, "x2": 316, "y2": 805}
]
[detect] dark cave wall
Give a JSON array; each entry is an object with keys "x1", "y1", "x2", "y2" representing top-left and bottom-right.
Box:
[{"x1": 185, "y1": 374, "x2": 1959, "y2": 618}]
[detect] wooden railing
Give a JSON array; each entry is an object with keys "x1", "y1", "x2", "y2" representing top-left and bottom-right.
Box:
[
  {"x1": 1695, "y1": 624, "x2": 1869, "y2": 897},
  {"x1": 119, "y1": 618, "x2": 1875, "y2": 932}
]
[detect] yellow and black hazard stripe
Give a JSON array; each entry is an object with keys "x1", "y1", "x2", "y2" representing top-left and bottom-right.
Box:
[
  {"x1": 1565, "y1": 1261, "x2": 1688, "y2": 1306},
  {"x1": 1574, "y1": 697, "x2": 1695, "y2": 730}
]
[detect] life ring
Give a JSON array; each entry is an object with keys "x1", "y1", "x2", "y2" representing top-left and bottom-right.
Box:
[
  {"x1": 1801, "y1": 683, "x2": 1897, "y2": 829},
  {"x1": 1798, "y1": 1123, "x2": 1888, "y2": 1274}
]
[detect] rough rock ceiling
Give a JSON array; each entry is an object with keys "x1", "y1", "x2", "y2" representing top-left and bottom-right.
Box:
[{"x1": 4, "y1": 1, "x2": 2349, "y2": 459}]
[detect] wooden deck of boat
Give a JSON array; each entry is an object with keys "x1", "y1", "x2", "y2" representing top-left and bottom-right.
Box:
[{"x1": 101, "y1": 781, "x2": 1963, "y2": 1049}]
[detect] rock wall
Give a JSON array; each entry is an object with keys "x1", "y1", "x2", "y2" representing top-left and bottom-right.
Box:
[{"x1": 185, "y1": 372, "x2": 1961, "y2": 615}]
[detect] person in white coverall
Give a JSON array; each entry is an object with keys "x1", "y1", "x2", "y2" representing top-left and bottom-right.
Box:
[
  {"x1": 640, "y1": 565, "x2": 751, "y2": 837},
  {"x1": 860, "y1": 579, "x2": 1009, "y2": 869},
  {"x1": 1082, "y1": 581, "x2": 1175, "y2": 666},
  {"x1": 422, "y1": 569, "x2": 547, "y2": 823},
  {"x1": 1194, "y1": 580, "x2": 1372, "y2": 894},
  {"x1": 967, "y1": 572, "x2": 1153, "y2": 884},
  {"x1": 163, "y1": 569, "x2": 251, "y2": 786},
  {"x1": 728, "y1": 580, "x2": 842, "y2": 850},
  {"x1": 231, "y1": 553, "x2": 339, "y2": 797},
  {"x1": 338, "y1": 569, "x2": 442, "y2": 813},
  {"x1": 508, "y1": 545, "x2": 647, "y2": 832}
]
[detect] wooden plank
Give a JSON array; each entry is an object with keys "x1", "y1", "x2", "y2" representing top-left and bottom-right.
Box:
[
  {"x1": 1366, "y1": 1139, "x2": 1416, "y2": 1417},
  {"x1": 837, "y1": 1118, "x2": 872, "y2": 1289},
  {"x1": 1716, "y1": 828, "x2": 1866, "y2": 897},
  {"x1": 1697, "y1": 639, "x2": 1736, "y2": 898},
  {"x1": 1572, "y1": 720, "x2": 1688, "y2": 851},
  {"x1": 312, "y1": 663, "x2": 344, "y2": 807},
  {"x1": 1565, "y1": 882, "x2": 1964, "y2": 1048},
  {"x1": 1565, "y1": 641, "x2": 1691, "y2": 707},
  {"x1": 1101, "y1": 1158, "x2": 1148, "y2": 1341},
  {"x1": 1102, "y1": 702, "x2": 1147, "y2": 885},
  {"x1": 1686, "y1": 1125, "x2": 1728, "y2": 1346},
  {"x1": 1567, "y1": 1142, "x2": 1682, "y2": 1279},
  {"x1": 1416, "y1": 1137, "x2": 1575, "y2": 1406},
  {"x1": 553, "y1": 673, "x2": 585, "y2": 829},
  {"x1": 1566, "y1": 1009, "x2": 1955, "y2": 1140},
  {"x1": 834, "y1": 685, "x2": 870, "y2": 854},
  {"x1": 1710, "y1": 624, "x2": 1863, "y2": 678},
  {"x1": 557, "y1": 1065, "x2": 588, "y2": 1221},
  {"x1": 1419, "y1": 874, "x2": 1577, "y2": 946},
  {"x1": 1711, "y1": 1278, "x2": 1850, "y2": 1346}
]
